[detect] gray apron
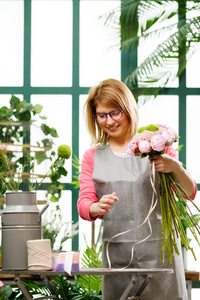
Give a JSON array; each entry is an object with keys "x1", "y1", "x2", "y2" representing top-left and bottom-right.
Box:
[{"x1": 93, "y1": 144, "x2": 187, "y2": 300}]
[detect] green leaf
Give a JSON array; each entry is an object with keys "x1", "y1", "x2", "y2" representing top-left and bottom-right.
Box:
[
  {"x1": 41, "y1": 138, "x2": 54, "y2": 148},
  {"x1": 57, "y1": 166, "x2": 68, "y2": 177},
  {"x1": 34, "y1": 104, "x2": 43, "y2": 114},
  {"x1": 50, "y1": 195, "x2": 59, "y2": 202},
  {"x1": 35, "y1": 152, "x2": 48, "y2": 164},
  {"x1": 10, "y1": 95, "x2": 21, "y2": 108},
  {"x1": 18, "y1": 110, "x2": 31, "y2": 121},
  {"x1": 0, "y1": 285, "x2": 13, "y2": 300},
  {"x1": 41, "y1": 124, "x2": 59, "y2": 137}
]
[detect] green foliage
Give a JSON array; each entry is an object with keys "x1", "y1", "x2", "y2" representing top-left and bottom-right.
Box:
[
  {"x1": 0, "y1": 285, "x2": 13, "y2": 300},
  {"x1": 176, "y1": 199, "x2": 200, "y2": 245},
  {"x1": 5, "y1": 276, "x2": 102, "y2": 300},
  {"x1": 0, "y1": 95, "x2": 71, "y2": 203},
  {"x1": 104, "y1": 0, "x2": 200, "y2": 102},
  {"x1": 77, "y1": 244, "x2": 102, "y2": 295}
]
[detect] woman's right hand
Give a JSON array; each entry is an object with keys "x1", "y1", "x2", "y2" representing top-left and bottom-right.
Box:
[{"x1": 89, "y1": 192, "x2": 119, "y2": 217}]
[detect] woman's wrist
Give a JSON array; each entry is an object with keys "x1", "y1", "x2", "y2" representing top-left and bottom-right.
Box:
[{"x1": 89, "y1": 202, "x2": 99, "y2": 218}]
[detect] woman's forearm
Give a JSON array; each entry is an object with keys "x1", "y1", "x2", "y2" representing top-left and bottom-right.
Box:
[{"x1": 172, "y1": 162, "x2": 195, "y2": 198}]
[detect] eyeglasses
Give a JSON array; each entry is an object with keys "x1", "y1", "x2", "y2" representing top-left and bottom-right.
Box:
[{"x1": 94, "y1": 109, "x2": 123, "y2": 123}]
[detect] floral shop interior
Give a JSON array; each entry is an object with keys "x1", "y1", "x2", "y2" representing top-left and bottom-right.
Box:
[{"x1": 0, "y1": 1, "x2": 200, "y2": 299}]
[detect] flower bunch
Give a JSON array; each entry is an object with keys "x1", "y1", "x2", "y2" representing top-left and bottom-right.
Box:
[
  {"x1": 127, "y1": 124, "x2": 178, "y2": 158},
  {"x1": 127, "y1": 124, "x2": 200, "y2": 264}
]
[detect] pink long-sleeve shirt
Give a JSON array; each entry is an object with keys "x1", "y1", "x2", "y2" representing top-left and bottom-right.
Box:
[{"x1": 77, "y1": 146, "x2": 197, "y2": 222}]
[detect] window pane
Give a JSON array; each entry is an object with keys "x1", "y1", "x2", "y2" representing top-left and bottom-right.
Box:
[
  {"x1": 79, "y1": 95, "x2": 91, "y2": 160},
  {"x1": 138, "y1": 96, "x2": 179, "y2": 135},
  {"x1": 186, "y1": 50, "x2": 200, "y2": 87},
  {"x1": 31, "y1": 95, "x2": 72, "y2": 182},
  {"x1": 80, "y1": 1, "x2": 121, "y2": 86},
  {"x1": 31, "y1": 1, "x2": 72, "y2": 87},
  {"x1": 0, "y1": 1, "x2": 23, "y2": 86},
  {"x1": 186, "y1": 96, "x2": 200, "y2": 182}
]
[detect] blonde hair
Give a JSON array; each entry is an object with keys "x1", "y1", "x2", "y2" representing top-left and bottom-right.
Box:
[{"x1": 84, "y1": 78, "x2": 139, "y2": 145}]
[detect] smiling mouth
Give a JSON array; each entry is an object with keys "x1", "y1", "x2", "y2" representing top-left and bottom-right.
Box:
[{"x1": 107, "y1": 125, "x2": 119, "y2": 130}]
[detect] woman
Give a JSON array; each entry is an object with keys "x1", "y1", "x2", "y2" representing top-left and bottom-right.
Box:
[{"x1": 77, "y1": 78, "x2": 197, "y2": 300}]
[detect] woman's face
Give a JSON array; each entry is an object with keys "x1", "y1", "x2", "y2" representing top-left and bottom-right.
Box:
[{"x1": 95, "y1": 103, "x2": 130, "y2": 140}]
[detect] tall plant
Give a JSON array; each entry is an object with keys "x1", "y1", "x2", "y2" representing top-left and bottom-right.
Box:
[{"x1": 103, "y1": 0, "x2": 200, "y2": 101}]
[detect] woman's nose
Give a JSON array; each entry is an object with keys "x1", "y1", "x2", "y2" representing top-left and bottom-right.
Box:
[{"x1": 106, "y1": 115, "x2": 115, "y2": 125}]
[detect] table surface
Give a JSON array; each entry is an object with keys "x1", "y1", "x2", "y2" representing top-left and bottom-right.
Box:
[{"x1": 0, "y1": 268, "x2": 174, "y2": 276}]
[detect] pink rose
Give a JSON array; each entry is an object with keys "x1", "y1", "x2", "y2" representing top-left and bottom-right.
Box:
[
  {"x1": 162, "y1": 130, "x2": 175, "y2": 146},
  {"x1": 140, "y1": 130, "x2": 155, "y2": 142},
  {"x1": 132, "y1": 133, "x2": 142, "y2": 143},
  {"x1": 128, "y1": 140, "x2": 139, "y2": 153},
  {"x1": 165, "y1": 146, "x2": 178, "y2": 159},
  {"x1": 139, "y1": 141, "x2": 152, "y2": 154},
  {"x1": 157, "y1": 124, "x2": 168, "y2": 134},
  {"x1": 151, "y1": 134, "x2": 166, "y2": 152},
  {"x1": 168, "y1": 127, "x2": 179, "y2": 141}
]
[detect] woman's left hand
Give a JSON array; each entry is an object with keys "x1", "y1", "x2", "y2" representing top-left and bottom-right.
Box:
[
  {"x1": 149, "y1": 154, "x2": 195, "y2": 198},
  {"x1": 149, "y1": 154, "x2": 181, "y2": 174}
]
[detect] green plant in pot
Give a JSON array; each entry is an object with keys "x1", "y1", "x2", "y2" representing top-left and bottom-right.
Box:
[{"x1": 0, "y1": 95, "x2": 71, "y2": 202}]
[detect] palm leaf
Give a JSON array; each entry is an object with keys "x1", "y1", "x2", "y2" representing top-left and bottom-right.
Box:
[
  {"x1": 78, "y1": 244, "x2": 102, "y2": 295},
  {"x1": 123, "y1": 16, "x2": 200, "y2": 100},
  {"x1": 11, "y1": 279, "x2": 51, "y2": 298},
  {"x1": 51, "y1": 275, "x2": 81, "y2": 299},
  {"x1": 103, "y1": 0, "x2": 200, "y2": 102}
]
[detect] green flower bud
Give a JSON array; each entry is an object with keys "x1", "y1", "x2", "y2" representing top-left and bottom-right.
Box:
[
  {"x1": 57, "y1": 145, "x2": 71, "y2": 159},
  {"x1": 145, "y1": 124, "x2": 159, "y2": 132},
  {"x1": 138, "y1": 126, "x2": 146, "y2": 133}
]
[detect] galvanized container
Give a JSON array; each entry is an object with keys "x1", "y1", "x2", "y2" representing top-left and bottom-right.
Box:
[{"x1": 1, "y1": 192, "x2": 49, "y2": 270}]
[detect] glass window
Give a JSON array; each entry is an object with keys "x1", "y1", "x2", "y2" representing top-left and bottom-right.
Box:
[
  {"x1": 186, "y1": 96, "x2": 200, "y2": 182},
  {"x1": 31, "y1": 95, "x2": 72, "y2": 183},
  {"x1": 138, "y1": 96, "x2": 179, "y2": 135},
  {"x1": 31, "y1": 0, "x2": 72, "y2": 87},
  {"x1": 80, "y1": 0, "x2": 121, "y2": 86},
  {"x1": 186, "y1": 50, "x2": 200, "y2": 88},
  {"x1": 0, "y1": 1, "x2": 23, "y2": 86},
  {"x1": 79, "y1": 95, "x2": 91, "y2": 160}
]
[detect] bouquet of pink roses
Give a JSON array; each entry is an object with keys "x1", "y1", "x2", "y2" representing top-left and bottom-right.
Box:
[
  {"x1": 127, "y1": 124, "x2": 200, "y2": 264},
  {"x1": 127, "y1": 124, "x2": 178, "y2": 158}
]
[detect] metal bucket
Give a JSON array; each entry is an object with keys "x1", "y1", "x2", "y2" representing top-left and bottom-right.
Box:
[{"x1": 1, "y1": 191, "x2": 49, "y2": 270}]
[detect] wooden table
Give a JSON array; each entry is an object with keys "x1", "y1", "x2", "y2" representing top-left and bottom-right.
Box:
[
  {"x1": 0, "y1": 268, "x2": 173, "y2": 300},
  {"x1": 185, "y1": 271, "x2": 200, "y2": 300}
]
